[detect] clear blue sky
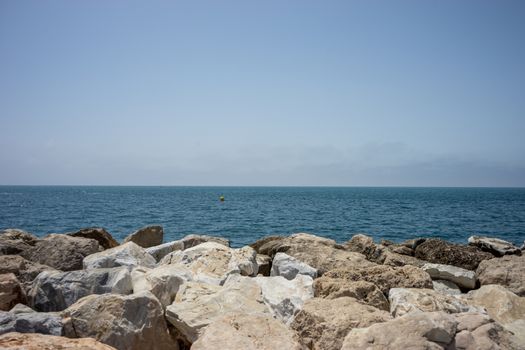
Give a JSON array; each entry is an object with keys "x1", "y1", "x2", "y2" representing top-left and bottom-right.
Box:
[{"x1": 1, "y1": 0, "x2": 524, "y2": 186}]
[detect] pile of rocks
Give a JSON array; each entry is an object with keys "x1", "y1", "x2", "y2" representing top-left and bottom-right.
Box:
[{"x1": 0, "y1": 227, "x2": 523, "y2": 349}]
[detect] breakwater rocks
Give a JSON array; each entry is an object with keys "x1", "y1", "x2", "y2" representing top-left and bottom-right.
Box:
[{"x1": 0, "y1": 227, "x2": 524, "y2": 350}]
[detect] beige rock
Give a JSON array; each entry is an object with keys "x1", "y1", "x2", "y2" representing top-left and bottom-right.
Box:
[
  {"x1": 0, "y1": 229, "x2": 38, "y2": 255},
  {"x1": 422, "y1": 262, "x2": 477, "y2": 290},
  {"x1": 0, "y1": 274, "x2": 26, "y2": 311},
  {"x1": 0, "y1": 332, "x2": 116, "y2": 350},
  {"x1": 476, "y1": 254, "x2": 525, "y2": 296},
  {"x1": 67, "y1": 228, "x2": 119, "y2": 250},
  {"x1": 191, "y1": 313, "x2": 302, "y2": 350},
  {"x1": 123, "y1": 225, "x2": 163, "y2": 248},
  {"x1": 83, "y1": 242, "x2": 156, "y2": 269},
  {"x1": 468, "y1": 235, "x2": 521, "y2": 257},
  {"x1": 0, "y1": 255, "x2": 55, "y2": 292},
  {"x1": 146, "y1": 234, "x2": 230, "y2": 262},
  {"x1": 432, "y1": 279, "x2": 462, "y2": 295},
  {"x1": 414, "y1": 238, "x2": 493, "y2": 270},
  {"x1": 381, "y1": 250, "x2": 426, "y2": 268},
  {"x1": 291, "y1": 297, "x2": 391, "y2": 350}
]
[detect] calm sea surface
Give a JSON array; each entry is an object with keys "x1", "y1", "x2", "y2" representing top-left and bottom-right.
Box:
[{"x1": 0, "y1": 186, "x2": 524, "y2": 247}]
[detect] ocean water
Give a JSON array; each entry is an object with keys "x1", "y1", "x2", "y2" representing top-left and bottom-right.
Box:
[{"x1": 0, "y1": 186, "x2": 524, "y2": 247}]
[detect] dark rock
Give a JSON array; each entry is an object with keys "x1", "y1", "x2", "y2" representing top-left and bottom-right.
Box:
[
  {"x1": 123, "y1": 225, "x2": 163, "y2": 248},
  {"x1": 414, "y1": 239, "x2": 493, "y2": 270},
  {"x1": 0, "y1": 229, "x2": 39, "y2": 256},
  {"x1": 68, "y1": 228, "x2": 119, "y2": 250},
  {"x1": 0, "y1": 311, "x2": 64, "y2": 336}
]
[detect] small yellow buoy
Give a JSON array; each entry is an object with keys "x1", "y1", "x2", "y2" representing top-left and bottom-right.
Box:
[{"x1": 219, "y1": 195, "x2": 225, "y2": 202}]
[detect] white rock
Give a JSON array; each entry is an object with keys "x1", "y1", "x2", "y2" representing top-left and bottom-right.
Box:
[
  {"x1": 145, "y1": 234, "x2": 229, "y2": 262},
  {"x1": 468, "y1": 235, "x2": 521, "y2": 256},
  {"x1": 422, "y1": 263, "x2": 477, "y2": 290},
  {"x1": 83, "y1": 242, "x2": 156, "y2": 269},
  {"x1": 270, "y1": 252, "x2": 318, "y2": 280},
  {"x1": 432, "y1": 280, "x2": 462, "y2": 296},
  {"x1": 145, "y1": 241, "x2": 183, "y2": 262}
]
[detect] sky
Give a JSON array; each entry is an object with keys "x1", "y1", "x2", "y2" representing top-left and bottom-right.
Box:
[{"x1": 1, "y1": 0, "x2": 524, "y2": 186}]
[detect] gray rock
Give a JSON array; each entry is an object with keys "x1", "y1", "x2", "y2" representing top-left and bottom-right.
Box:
[
  {"x1": 83, "y1": 242, "x2": 156, "y2": 269},
  {"x1": 468, "y1": 235, "x2": 521, "y2": 257},
  {"x1": 28, "y1": 268, "x2": 133, "y2": 312},
  {"x1": 270, "y1": 252, "x2": 318, "y2": 280},
  {"x1": 422, "y1": 263, "x2": 477, "y2": 290},
  {"x1": 9, "y1": 304, "x2": 34, "y2": 314},
  {"x1": 432, "y1": 280, "x2": 462, "y2": 295},
  {"x1": 145, "y1": 241, "x2": 183, "y2": 262},
  {"x1": 0, "y1": 311, "x2": 64, "y2": 336},
  {"x1": 180, "y1": 234, "x2": 229, "y2": 249},
  {"x1": 145, "y1": 234, "x2": 230, "y2": 262},
  {"x1": 123, "y1": 225, "x2": 163, "y2": 248}
]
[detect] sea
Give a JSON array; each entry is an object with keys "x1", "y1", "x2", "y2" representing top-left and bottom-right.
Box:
[{"x1": 0, "y1": 186, "x2": 524, "y2": 248}]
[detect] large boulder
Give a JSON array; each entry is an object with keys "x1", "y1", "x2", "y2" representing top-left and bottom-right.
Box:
[
  {"x1": 160, "y1": 242, "x2": 258, "y2": 285},
  {"x1": 476, "y1": 254, "x2": 525, "y2": 296},
  {"x1": 191, "y1": 313, "x2": 302, "y2": 350},
  {"x1": 313, "y1": 277, "x2": 389, "y2": 311},
  {"x1": 83, "y1": 242, "x2": 156, "y2": 269},
  {"x1": 145, "y1": 234, "x2": 230, "y2": 262},
  {"x1": 270, "y1": 252, "x2": 317, "y2": 280},
  {"x1": 67, "y1": 228, "x2": 119, "y2": 250},
  {"x1": 0, "y1": 332, "x2": 116, "y2": 350},
  {"x1": 22, "y1": 234, "x2": 102, "y2": 271},
  {"x1": 0, "y1": 274, "x2": 26, "y2": 311},
  {"x1": 0, "y1": 311, "x2": 64, "y2": 336},
  {"x1": 28, "y1": 268, "x2": 133, "y2": 312},
  {"x1": 165, "y1": 279, "x2": 270, "y2": 343},
  {"x1": 422, "y1": 263, "x2": 477, "y2": 290},
  {"x1": 0, "y1": 229, "x2": 38, "y2": 255},
  {"x1": 62, "y1": 292, "x2": 176, "y2": 350},
  {"x1": 0, "y1": 255, "x2": 56, "y2": 293},
  {"x1": 123, "y1": 225, "x2": 163, "y2": 248},
  {"x1": 290, "y1": 297, "x2": 391, "y2": 350},
  {"x1": 414, "y1": 238, "x2": 493, "y2": 270},
  {"x1": 468, "y1": 235, "x2": 521, "y2": 257}
]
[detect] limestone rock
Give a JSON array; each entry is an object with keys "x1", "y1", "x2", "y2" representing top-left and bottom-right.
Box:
[
  {"x1": 0, "y1": 274, "x2": 26, "y2": 311},
  {"x1": 0, "y1": 229, "x2": 38, "y2": 256},
  {"x1": 255, "y1": 254, "x2": 271, "y2": 276},
  {"x1": 422, "y1": 263, "x2": 477, "y2": 290},
  {"x1": 414, "y1": 238, "x2": 493, "y2": 270},
  {"x1": 28, "y1": 267, "x2": 133, "y2": 312},
  {"x1": 9, "y1": 304, "x2": 34, "y2": 314},
  {"x1": 83, "y1": 242, "x2": 156, "y2": 269},
  {"x1": 0, "y1": 332, "x2": 116, "y2": 350},
  {"x1": 191, "y1": 313, "x2": 302, "y2": 350},
  {"x1": 146, "y1": 241, "x2": 184, "y2": 262},
  {"x1": 160, "y1": 242, "x2": 258, "y2": 285},
  {"x1": 381, "y1": 250, "x2": 426, "y2": 268},
  {"x1": 270, "y1": 252, "x2": 317, "y2": 280},
  {"x1": 145, "y1": 234, "x2": 230, "y2": 262},
  {"x1": 468, "y1": 235, "x2": 521, "y2": 257},
  {"x1": 432, "y1": 280, "x2": 462, "y2": 295},
  {"x1": 291, "y1": 296, "x2": 391, "y2": 350},
  {"x1": 0, "y1": 311, "x2": 64, "y2": 336},
  {"x1": 22, "y1": 234, "x2": 102, "y2": 271},
  {"x1": 123, "y1": 225, "x2": 163, "y2": 248},
  {"x1": 0, "y1": 255, "x2": 56, "y2": 293},
  {"x1": 313, "y1": 277, "x2": 389, "y2": 310},
  {"x1": 344, "y1": 234, "x2": 377, "y2": 257},
  {"x1": 67, "y1": 228, "x2": 119, "y2": 250},
  {"x1": 388, "y1": 288, "x2": 482, "y2": 318},
  {"x1": 476, "y1": 254, "x2": 525, "y2": 296},
  {"x1": 63, "y1": 292, "x2": 176, "y2": 350}
]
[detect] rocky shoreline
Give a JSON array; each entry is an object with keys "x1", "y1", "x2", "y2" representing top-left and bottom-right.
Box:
[{"x1": 0, "y1": 226, "x2": 524, "y2": 349}]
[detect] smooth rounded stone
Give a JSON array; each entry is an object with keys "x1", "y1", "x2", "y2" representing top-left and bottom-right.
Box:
[
  {"x1": 464, "y1": 284, "x2": 525, "y2": 346},
  {"x1": 28, "y1": 267, "x2": 133, "y2": 312},
  {"x1": 249, "y1": 274, "x2": 314, "y2": 325},
  {"x1": 476, "y1": 254, "x2": 525, "y2": 296},
  {"x1": 255, "y1": 254, "x2": 271, "y2": 276},
  {"x1": 323, "y1": 264, "x2": 433, "y2": 295},
  {"x1": 414, "y1": 238, "x2": 493, "y2": 270},
  {"x1": 468, "y1": 235, "x2": 522, "y2": 257},
  {"x1": 388, "y1": 288, "x2": 482, "y2": 318},
  {"x1": 191, "y1": 313, "x2": 302, "y2": 350},
  {"x1": 291, "y1": 296, "x2": 391, "y2": 350},
  {"x1": 165, "y1": 279, "x2": 270, "y2": 343},
  {"x1": 0, "y1": 255, "x2": 57, "y2": 294},
  {"x1": 160, "y1": 242, "x2": 258, "y2": 285},
  {"x1": 0, "y1": 229, "x2": 38, "y2": 255},
  {"x1": 22, "y1": 234, "x2": 102, "y2": 271},
  {"x1": 123, "y1": 225, "x2": 163, "y2": 248},
  {"x1": 62, "y1": 292, "x2": 176, "y2": 350},
  {"x1": 0, "y1": 274, "x2": 26, "y2": 311},
  {"x1": 432, "y1": 280, "x2": 462, "y2": 295},
  {"x1": 313, "y1": 277, "x2": 389, "y2": 311},
  {"x1": 9, "y1": 304, "x2": 34, "y2": 314},
  {"x1": 270, "y1": 252, "x2": 318, "y2": 280},
  {"x1": 0, "y1": 332, "x2": 117, "y2": 350},
  {"x1": 0, "y1": 311, "x2": 64, "y2": 336},
  {"x1": 131, "y1": 265, "x2": 192, "y2": 308},
  {"x1": 83, "y1": 242, "x2": 156, "y2": 269},
  {"x1": 422, "y1": 262, "x2": 477, "y2": 290},
  {"x1": 67, "y1": 227, "x2": 119, "y2": 250}
]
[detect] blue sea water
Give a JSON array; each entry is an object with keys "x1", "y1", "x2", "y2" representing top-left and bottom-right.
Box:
[{"x1": 0, "y1": 186, "x2": 524, "y2": 247}]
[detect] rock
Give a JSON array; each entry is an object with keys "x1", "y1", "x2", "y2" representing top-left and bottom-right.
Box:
[
  {"x1": 468, "y1": 235, "x2": 521, "y2": 257},
  {"x1": 414, "y1": 238, "x2": 493, "y2": 270},
  {"x1": 67, "y1": 228, "x2": 119, "y2": 250},
  {"x1": 9, "y1": 304, "x2": 34, "y2": 314},
  {"x1": 250, "y1": 275, "x2": 314, "y2": 325},
  {"x1": 291, "y1": 296, "x2": 391, "y2": 350},
  {"x1": 165, "y1": 279, "x2": 270, "y2": 343},
  {"x1": 313, "y1": 277, "x2": 389, "y2": 311},
  {"x1": 0, "y1": 332, "x2": 117, "y2": 350},
  {"x1": 0, "y1": 255, "x2": 56, "y2": 293},
  {"x1": 345, "y1": 234, "x2": 377, "y2": 257},
  {"x1": 255, "y1": 254, "x2": 271, "y2": 276},
  {"x1": 476, "y1": 254, "x2": 525, "y2": 296},
  {"x1": 22, "y1": 234, "x2": 102, "y2": 271},
  {"x1": 270, "y1": 252, "x2": 317, "y2": 280},
  {"x1": 422, "y1": 263, "x2": 477, "y2": 290},
  {"x1": 191, "y1": 313, "x2": 302, "y2": 350},
  {"x1": 0, "y1": 274, "x2": 26, "y2": 311},
  {"x1": 465, "y1": 284, "x2": 525, "y2": 346},
  {"x1": 0, "y1": 311, "x2": 64, "y2": 336},
  {"x1": 323, "y1": 264, "x2": 433, "y2": 296},
  {"x1": 28, "y1": 267, "x2": 133, "y2": 312},
  {"x1": 146, "y1": 241, "x2": 184, "y2": 262},
  {"x1": 123, "y1": 225, "x2": 163, "y2": 248},
  {"x1": 381, "y1": 250, "x2": 426, "y2": 268},
  {"x1": 388, "y1": 288, "x2": 482, "y2": 318},
  {"x1": 432, "y1": 280, "x2": 462, "y2": 295},
  {"x1": 160, "y1": 242, "x2": 258, "y2": 285},
  {"x1": 250, "y1": 235, "x2": 285, "y2": 253},
  {"x1": 0, "y1": 229, "x2": 38, "y2": 255},
  {"x1": 145, "y1": 234, "x2": 230, "y2": 262},
  {"x1": 83, "y1": 242, "x2": 156, "y2": 269},
  {"x1": 63, "y1": 292, "x2": 176, "y2": 350},
  {"x1": 131, "y1": 265, "x2": 192, "y2": 308}
]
